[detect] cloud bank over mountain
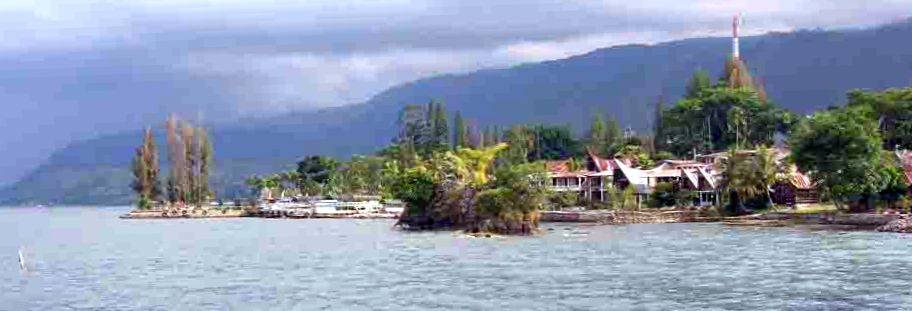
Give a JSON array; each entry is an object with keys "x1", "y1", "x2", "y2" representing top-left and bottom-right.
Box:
[{"x1": 0, "y1": 0, "x2": 909, "y2": 185}]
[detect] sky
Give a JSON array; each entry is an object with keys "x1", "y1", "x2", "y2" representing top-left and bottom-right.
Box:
[{"x1": 0, "y1": 0, "x2": 910, "y2": 186}]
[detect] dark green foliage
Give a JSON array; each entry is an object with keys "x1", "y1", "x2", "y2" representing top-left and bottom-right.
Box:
[
  {"x1": 453, "y1": 112, "x2": 467, "y2": 149},
  {"x1": 500, "y1": 125, "x2": 532, "y2": 166},
  {"x1": 876, "y1": 160, "x2": 908, "y2": 208},
  {"x1": 789, "y1": 106, "x2": 889, "y2": 209},
  {"x1": 398, "y1": 104, "x2": 429, "y2": 161},
  {"x1": 685, "y1": 69, "x2": 712, "y2": 98},
  {"x1": 475, "y1": 163, "x2": 549, "y2": 222},
  {"x1": 430, "y1": 101, "x2": 450, "y2": 153},
  {"x1": 605, "y1": 117, "x2": 622, "y2": 154},
  {"x1": 663, "y1": 86, "x2": 794, "y2": 156},
  {"x1": 529, "y1": 125, "x2": 583, "y2": 160},
  {"x1": 548, "y1": 191, "x2": 578, "y2": 210},
  {"x1": 653, "y1": 99, "x2": 667, "y2": 153},
  {"x1": 649, "y1": 182, "x2": 676, "y2": 208},
  {"x1": 296, "y1": 155, "x2": 339, "y2": 195},
  {"x1": 587, "y1": 114, "x2": 610, "y2": 155},
  {"x1": 845, "y1": 87, "x2": 912, "y2": 150},
  {"x1": 390, "y1": 168, "x2": 436, "y2": 219}
]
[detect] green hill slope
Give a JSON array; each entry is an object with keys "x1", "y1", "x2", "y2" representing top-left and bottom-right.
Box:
[{"x1": 5, "y1": 20, "x2": 912, "y2": 205}]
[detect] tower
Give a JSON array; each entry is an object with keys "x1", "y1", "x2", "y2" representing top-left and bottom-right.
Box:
[{"x1": 732, "y1": 15, "x2": 741, "y2": 59}]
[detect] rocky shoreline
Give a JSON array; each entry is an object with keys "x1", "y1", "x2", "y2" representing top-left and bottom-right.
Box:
[{"x1": 541, "y1": 209, "x2": 912, "y2": 234}]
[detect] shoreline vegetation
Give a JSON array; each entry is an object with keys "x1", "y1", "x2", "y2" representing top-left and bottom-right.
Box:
[{"x1": 124, "y1": 34, "x2": 912, "y2": 235}]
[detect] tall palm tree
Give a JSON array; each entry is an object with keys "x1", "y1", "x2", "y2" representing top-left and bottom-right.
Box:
[
  {"x1": 728, "y1": 106, "x2": 746, "y2": 149},
  {"x1": 755, "y1": 146, "x2": 780, "y2": 207},
  {"x1": 722, "y1": 149, "x2": 759, "y2": 212}
]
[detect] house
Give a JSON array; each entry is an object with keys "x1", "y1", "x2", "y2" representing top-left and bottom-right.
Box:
[
  {"x1": 771, "y1": 168, "x2": 817, "y2": 206},
  {"x1": 545, "y1": 149, "x2": 623, "y2": 202},
  {"x1": 611, "y1": 159, "x2": 721, "y2": 206},
  {"x1": 679, "y1": 167, "x2": 719, "y2": 206},
  {"x1": 546, "y1": 148, "x2": 835, "y2": 208},
  {"x1": 545, "y1": 160, "x2": 587, "y2": 193},
  {"x1": 546, "y1": 151, "x2": 724, "y2": 207}
]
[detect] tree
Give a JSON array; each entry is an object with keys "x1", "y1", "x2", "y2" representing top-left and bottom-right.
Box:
[
  {"x1": 397, "y1": 104, "x2": 429, "y2": 162},
  {"x1": 529, "y1": 125, "x2": 582, "y2": 160},
  {"x1": 616, "y1": 145, "x2": 653, "y2": 168},
  {"x1": 391, "y1": 167, "x2": 436, "y2": 219},
  {"x1": 181, "y1": 123, "x2": 198, "y2": 205},
  {"x1": 130, "y1": 127, "x2": 163, "y2": 207},
  {"x1": 164, "y1": 115, "x2": 187, "y2": 204},
  {"x1": 605, "y1": 117, "x2": 622, "y2": 153},
  {"x1": 845, "y1": 87, "x2": 912, "y2": 150},
  {"x1": 500, "y1": 125, "x2": 532, "y2": 165},
  {"x1": 244, "y1": 176, "x2": 266, "y2": 199},
  {"x1": 663, "y1": 86, "x2": 792, "y2": 156},
  {"x1": 296, "y1": 156, "x2": 339, "y2": 196},
  {"x1": 755, "y1": 146, "x2": 780, "y2": 207},
  {"x1": 197, "y1": 128, "x2": 213, "y2": 203},
  {"x1": 653, "y1": 100, "x2": 667, "y2": 153},
  {"x1": 721, "y1": 149, "x2": 767, "y2": 213},
  {"x1": 685, "y1": 69, "x2": 712, "y2": 98},
  {"x1": 475, "y1": 162, "x2": 549, "y2": 231},
  {"x1": 587, "y1": 114, "x2": 609, "y2": 155},
  {"x1": 453, "y1": 112, "x2": 468, "y2": 149},
  {"x1": 430, "y1": 101, "x2": 449, "y2": 153},
  {"x1": 130, "y1": 127, "x2": 160, "y2": 209},
  {"x1": 790, "y1": 106, "x2": 888, "y2": 210},
  {"x1": 727, "y1": 105, "x2": 746, "y2": 149}
]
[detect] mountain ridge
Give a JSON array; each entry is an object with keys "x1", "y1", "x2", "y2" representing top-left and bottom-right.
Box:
[{"x1": 5, "y1": 19, "x2": 912, "y2": 205}]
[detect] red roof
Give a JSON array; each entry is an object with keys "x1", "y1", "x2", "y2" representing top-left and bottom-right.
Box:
[
  {"x1": 789, "y1": 170, "x2": 814, "y2": 190},
  {"x1": 546, "y1": 160, "x2": 570, "y2": 173},
  {"x1": 586, "y1": 148, "x2": 622, "y2": 172}
]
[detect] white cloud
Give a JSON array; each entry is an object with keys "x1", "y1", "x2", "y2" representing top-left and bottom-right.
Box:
[{"x1": 2, "y1": 0, "x2": 911, "y2": 111}]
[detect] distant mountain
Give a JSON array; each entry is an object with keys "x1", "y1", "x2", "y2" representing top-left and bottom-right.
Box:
[{"x1": 5, "y1": 19, "x2": 912, "y2": 205}]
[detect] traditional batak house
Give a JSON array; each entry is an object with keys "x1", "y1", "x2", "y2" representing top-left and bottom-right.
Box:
[
  {"x1": 546, "y1": 150, "x2": 723, "y2": 207},
  {"x1": 547, "y1": 145, "x2": 824, "y2": 207},
  {"x1": 770, "y1": 168, "x2": 817, "y2": 206},
  {"x1": 612, "y1": 159, "x2": 721, "y2": 206},
  {"x1": 545, "y1": 149, "x2": 623, "y2": 202}
]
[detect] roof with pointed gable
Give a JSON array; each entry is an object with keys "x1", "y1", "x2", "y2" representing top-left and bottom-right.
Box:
[
  {"x1": 790, "y1": 172, "x2": 813, "y2": 189},
  {"x1": 586, "y1": 148, "x2": 622, "y2": 172}
]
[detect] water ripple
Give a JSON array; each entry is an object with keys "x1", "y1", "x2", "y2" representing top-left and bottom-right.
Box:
[{"x1": 2, "y1": 208, "x2": 912, "y2": 310}]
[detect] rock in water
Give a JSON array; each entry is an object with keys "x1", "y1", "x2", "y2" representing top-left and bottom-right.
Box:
[{"x1": 876, "y1": 218, "x2": 912, "y2": 233}]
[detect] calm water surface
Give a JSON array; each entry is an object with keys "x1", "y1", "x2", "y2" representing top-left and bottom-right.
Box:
[{"x1": 2, "y1": 207, "x2": 912, "y2": 310}]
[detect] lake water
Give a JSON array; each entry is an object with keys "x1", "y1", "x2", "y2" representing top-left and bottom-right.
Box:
[{"x1": 2, "y1": 207, "x2": 912, "y2": 310}]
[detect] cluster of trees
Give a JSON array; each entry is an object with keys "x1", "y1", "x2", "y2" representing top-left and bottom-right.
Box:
[
  {"x1": 391, "y1": 143, "x2": 550, "y2": 235},
  {"x1": 790, "y1": 88, "x2": 912, "y2": 211},
  {"x1": 131, "y1": 116, "x2": 213, "y2": 209},
  {"x1": 657, "y1": 68, "x2": 795, "y2": 158},
  {"x1": 241, "y1": 54, "x2": 912, "y2": 223}
]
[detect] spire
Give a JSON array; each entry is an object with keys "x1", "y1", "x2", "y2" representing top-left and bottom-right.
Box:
[{"x1": 732, "y1": 15, "x2": 741, "y2": 59}]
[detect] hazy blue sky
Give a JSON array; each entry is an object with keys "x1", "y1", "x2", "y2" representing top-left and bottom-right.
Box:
[{"x1": 1, "y1": 0, "x2": 910, "y2": 185}]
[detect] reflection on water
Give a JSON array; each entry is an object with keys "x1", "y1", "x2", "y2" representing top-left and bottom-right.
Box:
[{"x1": 2, "y1": 207, "x2": 911, "y2": 310}]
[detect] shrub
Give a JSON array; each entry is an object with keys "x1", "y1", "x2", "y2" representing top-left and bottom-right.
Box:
[{"x1": 649, "y1": 182, "x2": 676, "y2": 208}]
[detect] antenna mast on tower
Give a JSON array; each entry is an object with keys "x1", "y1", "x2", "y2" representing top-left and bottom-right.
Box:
[{"x1": 732, "y1": 15, "x2": 742, "y2": 59}]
